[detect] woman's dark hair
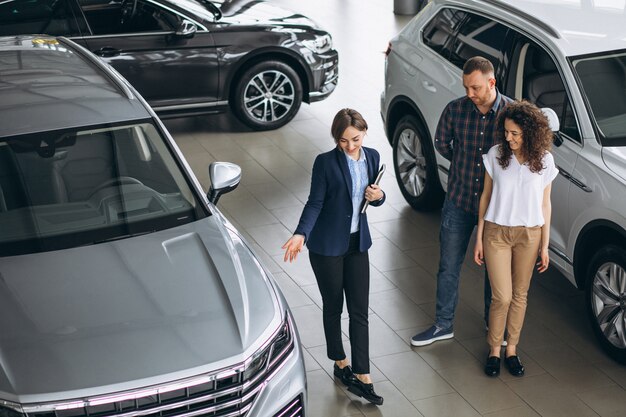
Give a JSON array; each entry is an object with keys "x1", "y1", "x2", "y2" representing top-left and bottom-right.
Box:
[
  {"x1": 496, "y1": 100, "x2": 553, "y2": 173},
  {"x1": 331, "y1": 108, "x2": 368, "y2": 143}
]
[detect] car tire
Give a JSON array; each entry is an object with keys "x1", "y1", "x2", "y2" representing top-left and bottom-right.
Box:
[
  {"x1": 585, "y1": 244, "x2": 626, "y2": 364},
  {"x1": 232, "y1": 60, "x2": 302, "y2": 131},
  {"x1": 392, "y1": 115, "x2": 444, "y2": 211}
]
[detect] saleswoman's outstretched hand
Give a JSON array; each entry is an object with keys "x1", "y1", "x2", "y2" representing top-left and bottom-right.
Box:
[{"x1": 282, "y1": 234, "x2": 305, "y2": 263}]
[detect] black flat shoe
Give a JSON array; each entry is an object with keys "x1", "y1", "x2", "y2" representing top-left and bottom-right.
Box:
[
  {"x1": 347, "y1": 378, "x2": 384, "y2": 405},
  {"x1": 484, "y1": 356, "x2": 501, "y2": 377},
  {"x1": 504, "y1": 355, "x2": 525, "y2": 377},
  {"x1": 333, "y1": 364, "x2": 357, "y2": 386}
]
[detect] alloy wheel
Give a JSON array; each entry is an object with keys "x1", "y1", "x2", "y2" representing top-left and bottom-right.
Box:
[
  {"x1": 243, "y1": 70, "x2": 295, "y2": 124},
  {"x1": 591, "y1": 261, "x2": 626, "y2": 349},
  {"x1": 396, "y1": 127, "x2": 428, "y2": 198}
]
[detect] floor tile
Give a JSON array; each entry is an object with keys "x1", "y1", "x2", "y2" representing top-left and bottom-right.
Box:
[
  {"x1": 373, "y1": 351, "x2": 455, "y2": 401},
  {"x1": 505, "y1": 374, "x2": 600, "y2": 417},
  {"x1": 437, "y1": 363, "x2": 525, "y2": 414},
  {"x1": 412, "y1": 393, "x2": 481, "y2": 417},
  {"x1": 577, "y1": 384, "x2": 626, "y2": 417},
  {"x1": 354, "y1": 381, "x2": 424, "y2": 416},
  {"x1": 368, "y1": 288, "x2": 432, "y2": 330},
  {"x1": 305, "y1": 369, "x2": 363, "y2": 417}
]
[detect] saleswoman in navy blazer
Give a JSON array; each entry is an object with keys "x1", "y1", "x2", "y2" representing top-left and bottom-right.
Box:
[{"x1": 282, "y1": 108, "x2": 385, "y2": 406}]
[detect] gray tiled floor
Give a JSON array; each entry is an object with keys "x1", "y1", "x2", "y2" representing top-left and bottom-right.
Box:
[{"x1": 164, "y1": 1, "x2": 626, "y2": 415}]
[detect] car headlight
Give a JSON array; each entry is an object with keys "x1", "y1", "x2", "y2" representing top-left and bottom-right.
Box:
[
  {"x1": 302, "y1": 34, "x2": 333, "y2": 54},
  {"x1": 243, "y1": 311, "x2": 295, "y2": 384}
]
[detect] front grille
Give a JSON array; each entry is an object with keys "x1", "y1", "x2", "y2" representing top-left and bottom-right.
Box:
[
  {"x1": 272, "y1": 395, "x2": 303, "y2": 417},
  {"x1": 17, "y1": 315, "x2": 295, "y2": 417},
  {"x1": 29, "y1": 372, "x2": 252, "y2": 417}
]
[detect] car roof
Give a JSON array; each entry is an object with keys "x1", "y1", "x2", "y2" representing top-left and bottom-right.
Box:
[
  {"x1": 0, "y1": 35, "x2": 151, "y2": 138},
  {"x1": 445, "y1": 0, "x2": 626, "y2": 57}
]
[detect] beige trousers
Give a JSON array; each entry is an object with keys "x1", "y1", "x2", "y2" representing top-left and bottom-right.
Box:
[{"x1": 483, "y1": 221, "x2": 542, "y2": 347}]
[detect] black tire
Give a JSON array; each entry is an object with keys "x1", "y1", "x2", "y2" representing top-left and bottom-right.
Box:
[
  {"x1": 392, "y1": 115, "x2": 444, "y2": 211},
  {"x1": 232, "y1": 60, "x2": 302, "y2": 131},
  {"x1": 585, "y1": 244, "x2": 626, "y2": 364}
]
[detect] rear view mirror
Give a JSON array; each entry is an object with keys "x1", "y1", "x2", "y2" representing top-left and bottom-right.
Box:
[
  {"x1": 541, "y1": 107, "x2": 560, "y2": 132},
  {"x1": 208, "y1": 162, "x2": 241, "y2": 205},
  {"x1": 176, "y1": 20, "x2": 197, "y2": 38},
  {"x1": 541, "y1": 107, "x2": 563, "y2": 146}
]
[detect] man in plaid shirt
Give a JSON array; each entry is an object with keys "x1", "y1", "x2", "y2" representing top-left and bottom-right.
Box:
[{"x1": 411, "y1": 56, "x2": 513, "y2": 346}]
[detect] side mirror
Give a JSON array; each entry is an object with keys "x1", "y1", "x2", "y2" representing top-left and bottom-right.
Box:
[
  {"x1": 208, "y1": 162, "x2": 241, "y2": 205},
  {"x1": 176, "y1": 20, "x2": 197, "y2": 38},
  {"x1": 541, "y1": 107, "x2": 563, "y2": 146}
]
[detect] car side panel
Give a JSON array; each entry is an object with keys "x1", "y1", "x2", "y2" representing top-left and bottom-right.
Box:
[{"x1": 82, "y1": 31, "x2": 219, "y2": 107}]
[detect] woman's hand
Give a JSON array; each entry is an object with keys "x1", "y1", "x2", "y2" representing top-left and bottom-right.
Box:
[
  {"x1": 537, "y1": 247, "x2": 550, "y2": 273},
  {"x1": 473, "y1": 239, "x2": 484, "y2": 266},
  {"x1": 282, "y1": 234, "x2": 305, "y2": 263},
  {"x1": 365, "y1": 184, "x2": 383, "y2": 202}
]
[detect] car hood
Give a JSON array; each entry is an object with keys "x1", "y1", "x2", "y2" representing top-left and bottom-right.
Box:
[
  {"x1": 0, "y1": 216, "x2": 280, "y2": 403},
  {"x1": 216, "y1": 0, "x2": 321, "y2": 30},
  {"x1": 602, "y1": 146, "x2": 626, "y2": 182}
]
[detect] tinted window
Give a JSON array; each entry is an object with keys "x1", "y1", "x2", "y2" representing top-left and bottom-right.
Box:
[
  {"x1": 447, "y1": 13, "x2": 508, "y2": 72},
  {"x1": 79, "y1": 0, "x2": 180, "y2": 35},
  {"x1": 0, "y1": 0, "x2": 81, "y2": 36},
  {"x1": 574, "y1": 51, "x2": 626, "y2": 143},
  {"x1": 522, "y1": 46, "x2": 581, "y2": 141},
  {"x1": 421, "y1": 8, "x2": 466, "y2": 59}
]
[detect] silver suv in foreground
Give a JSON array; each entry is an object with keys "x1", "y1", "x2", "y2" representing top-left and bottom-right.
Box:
[
  {"x1": 0, "y1": 35, "x2": 305, "y2": 416},
  {"x1": 381, "y1": 0, "x2": 626, "y2": 364}
]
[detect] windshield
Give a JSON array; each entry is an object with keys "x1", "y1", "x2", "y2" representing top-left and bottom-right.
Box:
[
  {"x1": 572, "y1": 50, "x2": 626, "y2": 145},
  {"x1": 0, "y1": 121, "x2": 206, "y2": 257}
]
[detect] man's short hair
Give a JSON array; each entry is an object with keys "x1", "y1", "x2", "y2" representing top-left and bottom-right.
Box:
[{"x1": 463, "y1": 56, "x2": 494, "y2": 76}]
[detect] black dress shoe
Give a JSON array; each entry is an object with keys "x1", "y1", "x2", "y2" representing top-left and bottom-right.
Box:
[
  {"x1": 333, "y1": 364, "x2": 357, "y2": 386},
  {"x1": 504, "y1": 355, "x2": 525, "y2": 376},
  {"x1": 484, "y1": 356, "x2": 501, "y2": 377},
  {"x1": 347, "y1": 378, "x2": 384, "y2": 405}
]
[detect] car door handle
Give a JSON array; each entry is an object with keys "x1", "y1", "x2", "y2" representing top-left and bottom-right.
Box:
[
  {"x1": 94, "y1": 47, "x2": 121, "y2": 58},
  {"x1": 422, "y1": 80, "x2": 437, "y2": 93},
  {"x1": 557, "y1": 165, "x2": 592, "y2": 193}
]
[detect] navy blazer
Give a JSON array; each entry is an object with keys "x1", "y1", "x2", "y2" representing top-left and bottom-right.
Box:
[{"x1": 294, "y1": 146, "x2": 385, "y2": 256}]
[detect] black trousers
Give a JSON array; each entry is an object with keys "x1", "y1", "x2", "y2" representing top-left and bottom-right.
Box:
[{"x1": 309, "y1": 233, "x2": 370, "y2": 374}]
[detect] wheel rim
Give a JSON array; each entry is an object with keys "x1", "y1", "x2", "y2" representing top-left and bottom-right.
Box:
[
  {"x1": 243, "y1": 70, "x2": 295, "y2": 124},
  {"x1": 396, "y1": 127, "x2": 428, "y2": 198},
  {"x1": 591, "y1": 261, "x2": 626, "y2": 349}
]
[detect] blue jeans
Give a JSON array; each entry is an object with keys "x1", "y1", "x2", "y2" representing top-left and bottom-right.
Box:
[{"x1": 435, "y1": 198, "x2": 491, "y2": 330}]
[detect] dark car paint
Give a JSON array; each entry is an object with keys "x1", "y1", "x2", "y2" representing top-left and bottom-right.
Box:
[{"x1": 2, "y1": 0, "x2": 337, "y2": 120}]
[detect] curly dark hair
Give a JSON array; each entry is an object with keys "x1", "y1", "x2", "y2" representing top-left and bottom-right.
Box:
[{"x1": 496, "y1": 100, "x2": 553, "y2": 173}]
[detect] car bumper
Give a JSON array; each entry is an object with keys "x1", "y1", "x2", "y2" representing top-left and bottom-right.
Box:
[{"x1": 309, "y1": 50, "x2": 339, "y2": 102}]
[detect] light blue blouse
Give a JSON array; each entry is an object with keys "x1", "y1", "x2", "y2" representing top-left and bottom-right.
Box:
[{"x1": 344, "y1": 150, "x2": 368, "y2": 233}]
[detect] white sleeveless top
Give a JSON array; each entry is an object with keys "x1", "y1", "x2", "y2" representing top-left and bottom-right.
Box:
[{"x1": 482, "y1": 145, "x2": 558, "y2": 227}]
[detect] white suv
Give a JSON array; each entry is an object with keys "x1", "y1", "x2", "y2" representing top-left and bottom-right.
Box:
[{"x1": 381, "y1": 0, "x2": 626, "y2": 364}]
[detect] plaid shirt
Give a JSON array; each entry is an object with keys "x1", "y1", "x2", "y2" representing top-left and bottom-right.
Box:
[{"x1": 435, "y1": 90, "x2": 513, "y2": 215}]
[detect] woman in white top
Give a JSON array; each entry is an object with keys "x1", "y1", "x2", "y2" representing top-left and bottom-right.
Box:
[{"x1": 473, "y1": 100, "x2": 558, "y2": 377}]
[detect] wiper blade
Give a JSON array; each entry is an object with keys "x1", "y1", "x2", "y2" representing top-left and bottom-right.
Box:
[{"x1": 92, "y1": 230, "x2": 154, "y2": 244}]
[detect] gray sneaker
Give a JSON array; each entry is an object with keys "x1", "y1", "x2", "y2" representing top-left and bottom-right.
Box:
[{"x1": 411, "y1": 325, "x2": 454, "y2": 346}]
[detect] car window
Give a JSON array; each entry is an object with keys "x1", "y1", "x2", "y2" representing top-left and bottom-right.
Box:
[
  {"x1": 519, "y1": 45, "x2": 581, "y2": 142},
  {"x1": 0, "y1": 121, "x2": 206, "y2": 257},
  {"x1": 573, "y1": 51, "x2": 626, "y2": 144},
  {"x1": 446, "y1": 13, "x2": 508, "y2": 73},
  {"x1": 0, "y1": 0, "x2": 82, "y2": 36},
  {"x1": 421, "y1": 8, "x2": 466, "y2": 60},
  {"x1": 79, "y1": 0, "x2": 180, "y2": 35}
]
